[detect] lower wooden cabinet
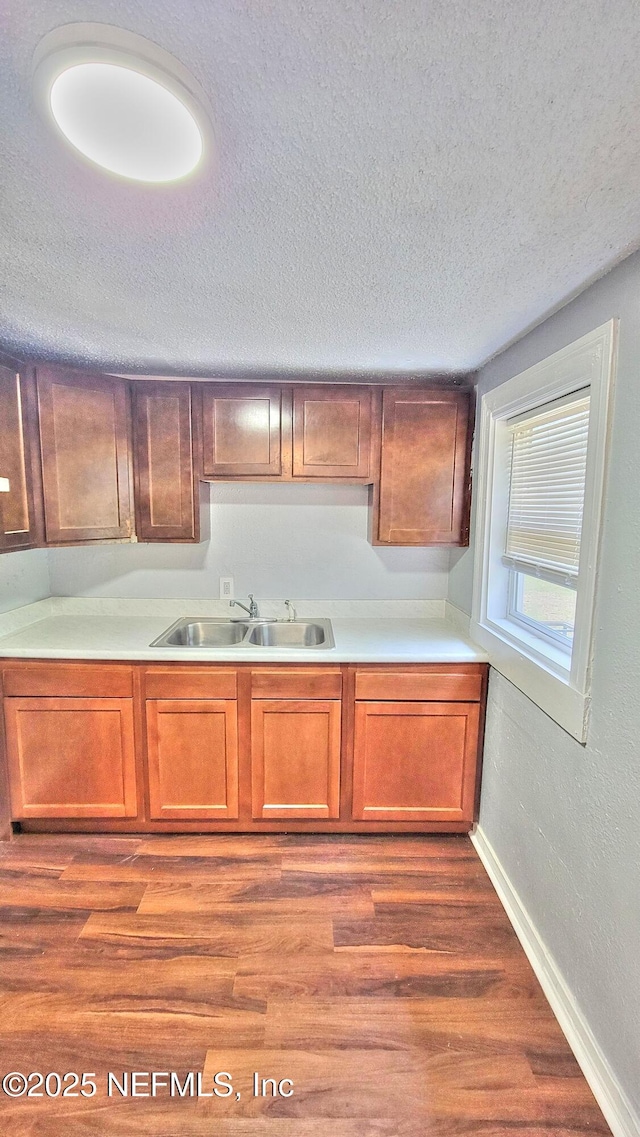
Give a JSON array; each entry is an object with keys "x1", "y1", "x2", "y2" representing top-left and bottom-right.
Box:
[
  {"x1": 4, "y1": 696, "x2": 137, "y2": 819},
  {"x1": 146, "y1": 699, "x2": 239, "y2": 820},
  {"x1": 251, "y1": 699, "x2": 341, "y2": 820},
  {"x1": 0, "y1": 661, "x2": 486, "y2": 832},
  {"x1": 351, "y1": 700, "x2": 480, "y2": 824}
]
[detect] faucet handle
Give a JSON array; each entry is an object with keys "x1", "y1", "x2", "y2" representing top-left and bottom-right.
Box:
[{"x1": 284, "y1": 599, "x2": 296, "y2": 621}]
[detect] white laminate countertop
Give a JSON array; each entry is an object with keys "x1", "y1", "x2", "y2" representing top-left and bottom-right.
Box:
[{"x1": 0, "y1": 600, "x2": 487, "y2": 664}]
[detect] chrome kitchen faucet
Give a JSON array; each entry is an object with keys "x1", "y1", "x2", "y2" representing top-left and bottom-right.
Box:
[{"x1": 230, "y1": 594, "x2": 259, "y2": 619}]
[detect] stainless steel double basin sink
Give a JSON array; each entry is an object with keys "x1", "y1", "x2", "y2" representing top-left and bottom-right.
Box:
[{"x1": 150, "y1": 617, "x2": 335, "y2": 650}]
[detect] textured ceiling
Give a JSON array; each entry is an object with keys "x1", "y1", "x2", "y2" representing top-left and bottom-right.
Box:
[{"x1": 2, "y1": 1, "x2": 640, "y2": 377}]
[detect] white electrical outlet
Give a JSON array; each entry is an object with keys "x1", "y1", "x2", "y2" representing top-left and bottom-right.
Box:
[{"x1": 219, "y1": 576, "x2": 234, "y2": 600}]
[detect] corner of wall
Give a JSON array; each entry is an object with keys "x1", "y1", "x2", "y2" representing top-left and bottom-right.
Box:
[{"x1": 0, "y1": 546, "x2": 52, "y2": 615}]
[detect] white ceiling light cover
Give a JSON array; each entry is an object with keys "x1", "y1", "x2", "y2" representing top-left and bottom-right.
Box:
[{"x1": 33, "y1": 24, "x2": 211, "y2": 183}]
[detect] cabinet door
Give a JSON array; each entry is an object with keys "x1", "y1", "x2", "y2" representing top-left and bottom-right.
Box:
[
  {"x1": 352, "y1": 701, "x2": 479, "y2": 824},
  {"x1": 36, "y1": 366, "x2": 133, "y2": 543},
  {"x1": 0, "y1": 365, "x2": 39, "y2": 552},
  {"x1": 146, "y1": 699, "x2": 239, "y2": 820},
  {"x1": 133, "y1": 382, "x2": 198, "y2": 541},
  {"x1": 4, "y1": 697, "x2": 138, "y2": 819},
  {"x1": 376, "y1": 388, "x2": 470, "y2": 545},
  {"x1": 201, "y1": 384, "x2": 283, "y2": 477},
  {"x1": 292, "y1": 385, "x2": 373, "y2": 479},
  {"x1": 251, "y1": 699, "x2": 341, "y2": 819}
]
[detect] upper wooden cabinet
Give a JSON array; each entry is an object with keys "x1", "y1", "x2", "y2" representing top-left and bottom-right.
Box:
[
  {"x1": 292, "y1": 385, "x2": 374, "y2": 480},
  {"x1": 201, "y1": 384, "x2": 284, "y2": 477},
  {"x1": 0, "y1": 364, "x2": 40, "y2": 552},
  {"x1": 0, "y1": 363, "x2": 472, "y2": 551},
  {"x1": 375, "y1": 387, "x2": 471, "y2": 545},
  {"x1": 132, "y1": 381, "x2": 198, "y2": 542},
  {"x1": 199, "y1": 382, "x2": 377, "y2": 483},
  {"x1": 36, "y1": 366, "x2": 133, "y2": 544}
]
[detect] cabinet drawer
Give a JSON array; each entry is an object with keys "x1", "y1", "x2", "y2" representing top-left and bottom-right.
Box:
[
  {"x1": 251, "y1": 669, "x2": 342, "y2": 699},
  {"x1": 144, "y1": 668, "x2": 237, "y2": 700},
  {"x1": 2, "y1": 666, "x2": 133, "y2": 698},
  {"x1": 354, "y1": 668, "x2": 483, "y2": 702}
]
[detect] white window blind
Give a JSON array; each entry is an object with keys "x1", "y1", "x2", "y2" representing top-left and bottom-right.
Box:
[{"x1": 502, "y1": 390, "x2": 590, "y2": 587}]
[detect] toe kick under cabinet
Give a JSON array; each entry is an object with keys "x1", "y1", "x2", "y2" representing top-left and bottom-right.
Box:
[{"x1": 0, "y1": 661, "x2": 487, "y2": 834}]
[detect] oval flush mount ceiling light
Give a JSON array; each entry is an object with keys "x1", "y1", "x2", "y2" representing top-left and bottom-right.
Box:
[{"x1": 32, "y1": 23, "x2": 212, "y2": 183}]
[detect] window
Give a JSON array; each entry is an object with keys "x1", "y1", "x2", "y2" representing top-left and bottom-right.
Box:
[
  {"x1": 504, "y1": 390, "x2": 590, "y2": 652},
  {"x1": 471, "y1": 322, "x2": 617, "y2": 742}
]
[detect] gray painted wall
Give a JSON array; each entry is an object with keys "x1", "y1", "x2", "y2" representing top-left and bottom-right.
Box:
[
  {"x1": 47, "y1": 483, "x2": 450, "y2": 601},
  {"x1": 450, "y1": 249, "x2": 640, "y2": 1114},
  {"x1": 0, "y1": 548, "x2": 50, "y2": 614}
]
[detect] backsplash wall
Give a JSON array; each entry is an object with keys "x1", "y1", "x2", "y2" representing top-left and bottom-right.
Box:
[
  {"x1": 0, "y1": 548, "x2": 50, "y2": 614},
  {"x1": 48, "y1": 483, "x2": 450, "y2": 600}
]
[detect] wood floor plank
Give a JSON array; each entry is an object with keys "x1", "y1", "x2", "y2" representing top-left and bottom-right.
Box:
[
  {"x1": 0, "y1": 906, "x2": 89, "y2": 957},
  {"x1": 334, "y1": 912, "x2": 523, "y2": 956},
  {"x1": 80, "y1": 910, "x2": 335, "y2": 956},
  {"x1": 61, "y1": 853, "x2": 282, "y2": 884},
  {"x1": 0, "y1": 952, "x2": 239, "y2": 1003},
  {"x1": 0, "y1": 874, "x2": 145, "y2": 911},
  {"x1": 234, "y1": 952, "x2": 540, "y2": 1001},
  {"x1": 197, "y1": 1048, "x2": 538, "y2": 1119},
  {"x1": 281, "y1": 856, "x2": 482, "y2": 876},
  {"x1": 0, "y1": 993, "x2": 267, "y2": 1060},
  {"x1": 137, "y1": 881, "x2": 375, "y2": 918},
  {"x1": 263, "y1": 996, "x2": 584, "y2": 1059},
  {"x1": 134, "y1": 836, "x2": 288, "y2": 857},
  {"x1": 371, "y1": 886, "x2": 498, "y2": 905}
]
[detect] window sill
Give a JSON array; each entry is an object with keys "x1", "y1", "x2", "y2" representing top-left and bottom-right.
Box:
[{"x1": 470, "y1": 616, "x2": 589, "y2": 742}]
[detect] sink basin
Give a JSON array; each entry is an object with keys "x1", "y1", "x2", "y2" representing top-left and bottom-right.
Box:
[
  {"x1": 247, "y1": 620, "x2": 334, "y2": 648},
  {"x1": 151, "y1": 619, "x2": 250, "y2": 647},
  {"x1": 150, "y1": 617, "x2": 334, "y2": 650}
]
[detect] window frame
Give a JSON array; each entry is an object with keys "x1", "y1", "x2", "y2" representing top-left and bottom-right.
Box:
[{"x1": 471, "y1": 320, "x2": 617, "y2": 742}]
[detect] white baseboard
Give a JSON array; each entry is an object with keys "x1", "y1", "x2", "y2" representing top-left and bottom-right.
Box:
[{"x1": 471, "y1": 827, "x2": 639, "y2": 1137}]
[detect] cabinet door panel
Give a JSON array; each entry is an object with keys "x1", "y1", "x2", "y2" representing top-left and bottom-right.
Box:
[
  {"x1": 36, "y1": 366, "x2": 132, "y2": 543},
  {"x1": 293, "y1": 386, "x2": 373, "y2": 479},
  {"x1": 36, "y1": 367, "x2": 132, "y2": 543},
  {"x1": 133, "y1": 382, "x2": 197, "y2": 541},
  {"x1": 4, "y1": 697, "x2": 137, "y2": 819},
  {"x1": 352, "y1": 701, "x2": 479, "y2": 823},
  {"x1": 251, "y1": 699, "x2": 341, "y2": 819},
  {"x1": 0, "y1": 365, "x2": 38, "y2": 551},
  {"x1": 146, "y1": 700, "x2": 239, "y2": 820},
  {"x1": 202, "y1": 384, "x2": 282, "y2": 476},
  {"x1": 377, "y1": 388, "x2": 470, "y2": 545}
]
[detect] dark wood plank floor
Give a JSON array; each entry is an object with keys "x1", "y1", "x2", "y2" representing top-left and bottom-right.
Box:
[{"x1": 0, "y1": 834, "x2": 609, "y2": 1135}]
